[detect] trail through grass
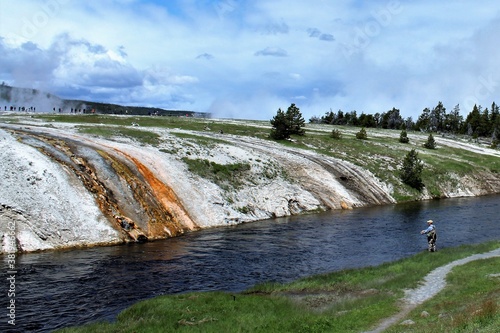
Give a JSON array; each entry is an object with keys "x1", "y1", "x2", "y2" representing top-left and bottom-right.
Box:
[{"x1": 56, "y1": 241, "x2": 500, "y2": 333}]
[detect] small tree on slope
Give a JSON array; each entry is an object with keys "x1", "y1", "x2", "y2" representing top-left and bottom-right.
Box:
[
  {"x1": 424, "y1": 133, "x2": 436, "y2": 149},
  {"x1": 400, "y1": 149, "x2": 424, "y2": 190},
  {"x1": 399, "y1": 129, "x2": 409, "y2": 143},
  {"x1": 270, "y1": 103, "x2": 305, "y2": 140}
]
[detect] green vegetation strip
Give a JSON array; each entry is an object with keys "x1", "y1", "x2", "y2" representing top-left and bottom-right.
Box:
[
  {"x1": 4, "y1": 114, "x2": 500, "y2": 202},
  {"x1": 77, "y1": 125, "x2": 161, "y2": 146},
  {"x1": 32, "y1": 114, "x2": 271, "y2": 137},
  {"x1": 57, "y1": 241, "x2": 499, "y2": 333},
  {"x1": 182, "y1": 158, "x2": 251, "y2": 190}
]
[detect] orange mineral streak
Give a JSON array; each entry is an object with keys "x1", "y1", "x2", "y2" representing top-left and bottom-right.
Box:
[{"x1": 124, "y1": 153, "x2": 198, "y2": 231}]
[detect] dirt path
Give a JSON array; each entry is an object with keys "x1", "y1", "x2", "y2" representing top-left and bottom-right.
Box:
[{"x1": 364, "y1": 247, "x2": 500, "y2": 333}]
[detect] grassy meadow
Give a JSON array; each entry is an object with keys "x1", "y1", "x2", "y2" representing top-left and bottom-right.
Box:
[{"x1": 21, "y1": 113, "x2": 500, "y2": 203}]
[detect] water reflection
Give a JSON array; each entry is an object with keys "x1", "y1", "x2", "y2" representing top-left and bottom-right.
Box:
[{"x1": 2, "y1": 195, "x2": 499, "y2": 332}]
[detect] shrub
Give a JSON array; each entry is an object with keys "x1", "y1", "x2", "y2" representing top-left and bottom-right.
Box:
[
  {"x1": 490, "y1": 139, "x2": 498, "y2": 149},
  {"x1": 399, "y1": 129, "x2": 409, "y2": 143},
  {"x1": 424, "y1": 133, "x2": 436, "y2": 149},
  {"x1": 330, "y1": 129, "x2": 342, "y2": 139},
  {"x1": 356, "y1": 127, "x2": 368, "y2": 140}
]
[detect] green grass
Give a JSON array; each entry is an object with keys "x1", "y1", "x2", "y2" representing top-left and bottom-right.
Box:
[
  {"x1": 385, "y1": 257, "x2": 500, "y2": 333},
  {"x1": 56, "y1": 241, "x2": 500, "y2": 333},
  {"x1": 182, "y1": 157, "x2": 251, "y2": 190},
  {"x1": 170, "y1": 132, "x2": 228, "y2": 146},
  {"x1": 5, "y1": 114, "x2": 500, "y2": 202},
  {"x1": 77, "y1": 125, "x2": 161, "y2": 146},
  {"x1": 31, "y1": 114, "x2": 271, "y2": 137}
]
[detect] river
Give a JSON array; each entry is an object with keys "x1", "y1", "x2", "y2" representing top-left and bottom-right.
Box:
[{"x1": 2, "y1": 195, "x2": 499, "y2": 332}]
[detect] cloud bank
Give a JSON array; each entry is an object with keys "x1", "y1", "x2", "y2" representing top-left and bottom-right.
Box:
[{"x1": 1, "y1": 0, "x2": 500, "y2": 120}]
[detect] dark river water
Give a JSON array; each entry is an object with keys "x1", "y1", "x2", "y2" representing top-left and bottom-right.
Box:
[{"x1": 2, "y1": 195, "x2": 499, "y2": 332}]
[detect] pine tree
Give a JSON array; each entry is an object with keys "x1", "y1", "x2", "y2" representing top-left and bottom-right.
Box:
[
  {"x1": 423, "y1": 133, "x2": 436, "y2": 149},
  {"x1": 400, "y1": 149, "x2": 424, "y2": 190},
  {"x1": 330, "y1": 129, "x2": 342, "y2": 139},
  {"x1": 430, "y1": 101, "x2": 446, "y2": 132},
  {"x1": 286, "y1": 103, "x2": 305, "y2": 136},
  {"x1": 445, "y1": 104, "x2": 462, "y2": 133},
  {"x1": 356, "y1": 127, "x2": 368, "y2": 140},
  {"x1": 416, "y1": 107, "x2": 431, "y2": 131},
  {"x1": 270, "y1": 108, "x2": 289, "y2": 140},
  {"x1": 270, "y1": 103, "x2": 305, "y2": 140},
  {"x1": 464, "y1": 104, "x2": 481, "y2": 137},
  {"x1": 399, "y1": 129, "x2": 409, "y2": 143}
]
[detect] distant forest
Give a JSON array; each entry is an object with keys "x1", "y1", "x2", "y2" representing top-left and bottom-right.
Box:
[{"x1": 310, "y1": 101, "x2": 500, "y2": 142}]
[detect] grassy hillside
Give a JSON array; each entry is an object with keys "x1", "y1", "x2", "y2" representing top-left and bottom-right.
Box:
[{"x1": 16, "y1": 113, "x2": 500, "y2": 203}]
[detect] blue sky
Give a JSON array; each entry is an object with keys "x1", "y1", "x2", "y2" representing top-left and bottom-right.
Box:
[{"x1": 1, "y1": 0, "x2": 500, "y2": 120}]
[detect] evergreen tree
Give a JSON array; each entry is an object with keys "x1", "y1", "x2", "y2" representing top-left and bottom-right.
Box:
[
  {"x1": 330, "y1": 129, "x2": 342, "y2": 139},
  {"x1": 479, "y1": 107, "x2": 492, "y2": 137},
  {"x1": 286, "y1": 103, "x2": 305, "y2": 136},
  {"x1": 399, "y1": 129, "x2": 409, "y2": 143},
  {"x1": 309, "y1": 116, "x2": 321, "y2": 124},
  {"x1": 464, "y1": 104, "x2": 482, "y2": 137},
  {"x1": 491, "y1": 102, "x2": 500, "y2": 128},
  {"x1": 404, "y1": 117, "x2": 415, "y2": 131},
  {"x1": 423, "y1": 133, "x2": 436, "y2": 149},
  {"x1": 356, "y1": 127, "x2": 368, "y2": 140},
  {"x1": 308, "y1": 100, "x2": 500, "y2": 139},
  {"x1": 359, "y1": 113, "x2": 377, "y2": 128},
  {"x1": 445, "y1": 104, "x2": 462, "y2": 133},
  {"x1": 334, "y1": 109, "x2": 346, "y2": 125},
  {"x1": 345, "y1": 110, "x2": 359, "y2": 126},
  {"x1": 321, "y1": 109, "x2": 335, "y2": 124},
  {"x1": 381, "y1": 107, "x2": 404, "y2": 129},
  {"x1": 416, "y1": 107, "x2": 431, "y2": 131},
  {"x1": 491, "y1": 103, "x2": 500, "y2": 143},
  {"x1": 430, "y1": 101, "x2": 446, "y2": 132},
  {"x1": 270, "y1": 103, "x2": 305, "y2": 140},
  {"x1": 400, "y1": 149, "x2": 424, "y2": 190},
  {"x1": 270, "y1": 108, "x2": 288, "y2": 140}
]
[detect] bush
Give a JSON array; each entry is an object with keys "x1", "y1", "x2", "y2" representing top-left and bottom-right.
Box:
[
  {"x1": 399, "y1": 129, "x2": 409, "y2": 143},
  {"x1": 330, "y1": 129, "x2": 342, "y2": 139},
  {"x1": 424, "y1": 133, "x2": 436, "y2": 149},
  {"x1": 490, "y1": 139, "x2": 498, "y2": 149},
  {"x1": 356, "y1": 127, "x2": 368, "y2": 140}
]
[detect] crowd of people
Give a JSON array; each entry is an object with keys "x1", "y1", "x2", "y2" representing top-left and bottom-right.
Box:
[{"x1": 3, "y1": 105, "x2": 93, "y2": 113}]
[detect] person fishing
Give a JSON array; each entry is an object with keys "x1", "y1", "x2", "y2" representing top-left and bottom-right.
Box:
[{"x1": 420, "y1": 219, "x2": 437, "y2": 252}]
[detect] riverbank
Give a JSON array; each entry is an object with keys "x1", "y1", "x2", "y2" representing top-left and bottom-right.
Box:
[
  {"x1": 55, "y1": 241, "x2": 500, "y2": 333},
  {"x1": 1, "y1": 114, "x2": 500, "y2": 253}
]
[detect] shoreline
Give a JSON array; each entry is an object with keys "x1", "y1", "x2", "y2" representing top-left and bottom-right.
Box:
[{"x1": 1, "y1": 115, "x2": 500, "y2": 254}]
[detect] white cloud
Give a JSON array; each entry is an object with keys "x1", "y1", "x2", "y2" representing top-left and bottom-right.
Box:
[
  {"x1": 254, "y1": 47, "x2": 288, "y2": 57},
  {"x1": 1, "y1": 1, "x2": 500, "y2": 120}
]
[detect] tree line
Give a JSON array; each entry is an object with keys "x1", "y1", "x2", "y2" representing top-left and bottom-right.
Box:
[
  {"x1": 269, "y1": 103, "x2": 494, "y2": 192},
  {"x1": 309, "y1": 101, "x2": 500, "y2": 141}
]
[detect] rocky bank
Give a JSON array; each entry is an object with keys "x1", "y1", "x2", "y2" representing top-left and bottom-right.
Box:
[{"x1": 1, "y1": 116, "x2": 499, "y2": 253}]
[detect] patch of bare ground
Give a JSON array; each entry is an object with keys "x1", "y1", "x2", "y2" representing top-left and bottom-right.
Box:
[{"x1": 281, "y1": 288, "x2": 385, "y2": 313}]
